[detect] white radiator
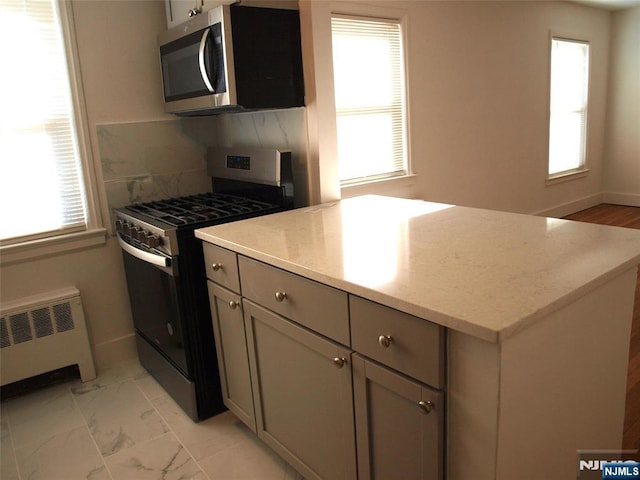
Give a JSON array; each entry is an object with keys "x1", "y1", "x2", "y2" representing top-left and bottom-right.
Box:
[{"x1": 0, "y1": 287, "x2": 96, "y2": 386}]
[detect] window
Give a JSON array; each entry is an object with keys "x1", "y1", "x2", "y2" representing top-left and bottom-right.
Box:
[
  {"x1": 331, "y1": 15, "x2": 408, "y2": 186},
  {"x1": 0, "y1": 0, "x2": 95, "y2": 246},
  {"x1": 548, "y1": 37, "x2": 590, "y2": 178}
]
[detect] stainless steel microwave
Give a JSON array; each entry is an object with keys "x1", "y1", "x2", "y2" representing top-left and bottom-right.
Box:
[{"x1": 158, "y1": 4, "x2": 304, "y2": 116}]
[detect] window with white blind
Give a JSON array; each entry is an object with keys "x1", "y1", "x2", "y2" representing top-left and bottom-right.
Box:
[
  {"x1": 331, "y1": 15, "x2": 408, "y2": 186},
  {"x1": 548, "y1": 37, "x2": 590, "y2": 178},
  {"x1": 0, "y1": 0, "x2": 93, "y2": 245}
]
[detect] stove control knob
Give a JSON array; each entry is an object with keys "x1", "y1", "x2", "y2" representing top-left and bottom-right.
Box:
[
  {"x1": 122, "y1": 222, "x2": 132, "y2": 236},
  {"x1": 147, "y1": 234, "x2": 159, "y2": 249},
  {"x1": 115, "y1": 219, "x2": 123, "y2": 233},
  {"x1": 133, "y1": 227, "x2": 145, "y2": 241}
]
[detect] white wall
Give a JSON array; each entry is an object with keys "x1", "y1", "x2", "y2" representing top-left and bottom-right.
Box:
[
  {"x1": 72, "y1": 0, "x2": 169, "y2": 124},
  {"x1": 302, "y1": 1, "x2": 615, "y2": 215},
  {"x1": 0, "y1": 0, "x2": 169, "y2": 370},
  {"x1": 603, "y1": 6, "x2": 640, "y2": 206},
  {"x1": 409, "y1": 1, "x2": 611, "y2": 215}
]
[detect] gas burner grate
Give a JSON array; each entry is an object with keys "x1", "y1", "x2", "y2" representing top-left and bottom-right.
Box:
[{"x1": 127, "y1": 193, "x2": 279, "y2": 227}]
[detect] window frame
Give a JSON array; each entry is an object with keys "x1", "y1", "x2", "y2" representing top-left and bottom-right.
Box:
[
  {"x1": 0, "y1": 0, "x2": 105, "y2": 265},
  {"x1": 329, "y1": 3, "x2": 412, "y2": 196},
  {"x1": 546, "y1": 32, "x2": 591, "y2": 185}
]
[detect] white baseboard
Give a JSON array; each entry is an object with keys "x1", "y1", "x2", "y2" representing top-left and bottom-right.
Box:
[
  {"x1": 532, "y1": 193, "x2": 603, "y2": 218},
  {"x1": 93, "y1": 333, "x2": 137, "y2": 371},
  {"x1": 602, "y1": 192, "x2": 640, "y2": 207}
]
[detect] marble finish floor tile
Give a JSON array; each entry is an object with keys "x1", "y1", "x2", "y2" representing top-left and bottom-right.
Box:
[
  {"x1": 153, "y1": 395, "x2": 246, "y2": 460},
  {"x1": 197, "y1": 428, "x2": 292, "y2": 480},
  {"x1": 105, "y1": 432, "x2": 206, "y2": 480},
  {"x1": 3, "y1": 383, "x2": 85, "y2": 449},
  {"x1": 1, "y1": 406, "x2": 19, "y2": 480},
  {"x1": 135, "y1": 373, "x2": 167, "y2": 402},
  {"x1": 14, "y1": 425, "x2": 109, "y2": 480},
  {"x1": 71, "y1": 359, "x2": 149, "y2": 391},
  {"x1": 72, "y1": 379, "x2": 169, "y2": 457},
  {"x1": 1, "y1": 359, "x2": 305, "y2": 480}
]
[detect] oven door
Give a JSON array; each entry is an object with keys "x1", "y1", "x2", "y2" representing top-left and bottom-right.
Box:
[{"x1": 119, "y1": 236, "x2": 189, "y2": 376}]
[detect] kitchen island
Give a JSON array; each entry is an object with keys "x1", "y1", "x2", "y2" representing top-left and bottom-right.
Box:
[{"x1": 196, "y1": 195, "x2": 640, "y2": 480}]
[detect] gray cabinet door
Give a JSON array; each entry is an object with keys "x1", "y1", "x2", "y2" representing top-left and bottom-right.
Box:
[
  {"x1": 353, "y1": 354, "x2": 444, "y2": 480},
  {"x1": 207, "y1": 281, "x2": 255, "y2": 431},
  {"x1": 165, "y1": 0, "x2": 200, "y2": 28},
  {"x1": 243, "y1": 299, "x2": 357, "y2": 480}
]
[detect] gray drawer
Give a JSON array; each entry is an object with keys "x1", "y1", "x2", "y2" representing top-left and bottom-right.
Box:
[
  {"x1": 239, "y1": 256, "x2": 350, "y2": 346},
  {"x1": 203, "y1": 243, "x2": 240, "y2": 293},
  {"x1": 350, "y1": 296, "x2": 445, "y2": 389}
]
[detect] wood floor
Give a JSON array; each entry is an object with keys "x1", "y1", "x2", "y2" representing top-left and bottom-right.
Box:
[{"x1": 563, "y1": 204, "x2": 640, "y2": 455}]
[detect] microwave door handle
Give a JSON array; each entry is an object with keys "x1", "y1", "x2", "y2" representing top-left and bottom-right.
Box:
[{"x1": 198, "y1": 28, "x2": 215, "y2": 93}]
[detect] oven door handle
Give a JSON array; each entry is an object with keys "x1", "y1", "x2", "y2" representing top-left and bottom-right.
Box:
[{"x1": 118, "y1": 235, "x2": 170, "y2": 268}]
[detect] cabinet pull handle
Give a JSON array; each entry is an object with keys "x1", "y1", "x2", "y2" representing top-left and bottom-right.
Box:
[
  {"x1": 275, "y1": 291, "x2": 287, "y2": 302},
  {"x1": 378, "y1": 335, "x2": 393, "y2": 348},
  {"x1": 229, "y1": 300, "x2": 240, "y2": 310},
  {"x1": 211, "y1": 263, "x2": 223, "y2": 272},
  {"x1": 333, "y1": 357, "x2": 347, "y2": 368},
  {"x1": 418, "y1": 400, "x2": 434, "y2": 414}
]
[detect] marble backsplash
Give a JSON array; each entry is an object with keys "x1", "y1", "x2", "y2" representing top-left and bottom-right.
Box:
[{"x1": 98, "y1": 107, "x2": 308, "y2": 230}]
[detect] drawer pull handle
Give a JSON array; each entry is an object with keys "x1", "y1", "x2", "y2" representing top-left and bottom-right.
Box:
[
  {"x1": 229, "y1": 300, "x2": 240, "y2": 310},
  {"x1": 275, "y1": 291, "x2": 287, "y2": 302},
  {"x1": 211, "y1": 263, "x2": 223, "y2": 272},
  {"x1": 333, "y1": 357, "x2": 347, "y2": 368},
  {"x1": 418, "y1": 400, "x2": 434, "y2": 415},
  {"x1": 378, "y1": 335, "x2": 393, "y2": 348}
]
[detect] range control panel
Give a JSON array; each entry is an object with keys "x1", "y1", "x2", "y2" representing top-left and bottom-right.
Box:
[
  {"x1": 226, "y1": 155, "x2": 251, "y2": 170},
  {"x1": 207, "y1": 147, "x2": 291, "y2": 187}
]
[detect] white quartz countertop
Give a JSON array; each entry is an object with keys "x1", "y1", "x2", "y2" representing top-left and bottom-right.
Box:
[{"x1": 195, "y1": 195, "x2": 640, "y2": 343}]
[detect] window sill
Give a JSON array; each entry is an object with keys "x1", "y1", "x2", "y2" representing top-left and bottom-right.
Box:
[
  {"x1": 546, "y1": 168, "x2": 589, "y2": 186},
  {"x1": 0, "y1": 228, "x2": 107, "y2": 266},
  {"x1": 341, "y1": 174, "x2": 417, "y2": 199}
]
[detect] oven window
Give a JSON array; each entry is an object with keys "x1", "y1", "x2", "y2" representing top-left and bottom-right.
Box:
[{"x1": 123, "y1": 251, "x2": 189, "y2": 376}]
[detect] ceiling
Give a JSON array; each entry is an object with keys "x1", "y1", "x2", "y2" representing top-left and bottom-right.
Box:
[{"x1": 570, "y1": 0, "x2": 640, "y2": 10}]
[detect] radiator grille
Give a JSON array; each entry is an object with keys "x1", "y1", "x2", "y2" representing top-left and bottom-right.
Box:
[
  {"x1": 0, "y1": 318, "x2": 10, "y2": 348},
  {"x1": 10, "y1": 313, "x2": 31, "y2": 344},
  {"x1": 53, "y1": 303, "x2": 74, "y2": 332},
  {"x1": 1, "y1": 300, "x2": 77, "y2": 348},
  {"x1": 0, "y1": 288, "x2": 96, "y2": 386},
  {"x1": 32, "y1": 308, "x2": 54, "y2": 338}
]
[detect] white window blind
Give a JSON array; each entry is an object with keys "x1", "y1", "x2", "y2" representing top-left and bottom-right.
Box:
[
  {"x1": 548, "y1": 37, "x2": 590, "y2": 177},
  {"x1": 0, "y1": 0, "x2": 88, "y2": 242},
  {"x1": 331, "y1": 15, "x2": 407, "y2": 186}
]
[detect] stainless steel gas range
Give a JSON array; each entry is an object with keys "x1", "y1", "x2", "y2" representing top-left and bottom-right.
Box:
[{"x1": 114, "y1": 148, "x2": 294, "y2": 421}]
